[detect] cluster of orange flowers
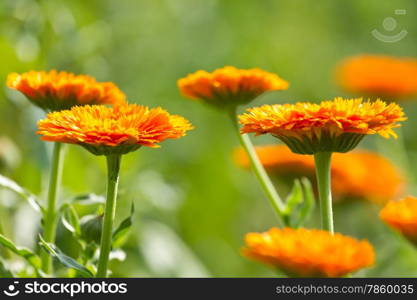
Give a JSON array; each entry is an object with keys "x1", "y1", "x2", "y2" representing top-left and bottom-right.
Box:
[
  {"x1": 7, "y1": 55, "x2": 417, "y2": 278},
  {"x1": 234, "y1": 145, "x2": 404, "y2": 204},
  {"x1": 7, "y1": 70, "x2": 194, "y2": 277},
  {"x1": 175, "y1": 64, "x2": 409, "y2": 277},
  {"x1": 8, "y1": 70, "x2": 193, "y2": 155}
]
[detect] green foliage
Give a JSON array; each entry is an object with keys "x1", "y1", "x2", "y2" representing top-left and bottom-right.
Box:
[
  {"x1": 112, "y1": 203, "x2": 134, "y2": 248},
  {"x1": 0, "y1": 234, "x2": 42, "y2": 276},
  {"x1": 281, "y1": 178, "x2": 315, "y2": 227}
]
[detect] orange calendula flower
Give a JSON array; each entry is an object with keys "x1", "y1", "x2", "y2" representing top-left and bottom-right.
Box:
[
  {"x1": 234, "y1": 145, "x2": 404, "y2": 203},
  {"x1": 336, "y1": 54, "x2": 417, "y2": 99},
  {"x1": 239, "y1": 97, "x2": 406, "y2": 154},
  {"x1": 380, "y1": 196, "x2": 417, "y2": 245},
  {"x1": 7, "y1": 70, "x2": 126, "y2": 111},
  {"x1": 37, "y1": 104, "x2": 193, "y2": 155},
  {"x1": 243, "y1": 227, "x2": 375, "y2": 277},
  {"x1": 177, "y1": 66, "x2": 288, "y2": 108}
]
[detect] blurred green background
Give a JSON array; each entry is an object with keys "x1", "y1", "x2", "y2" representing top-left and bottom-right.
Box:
[{"x1": 1, "y1": 0, "x2": 417, "y2": 277}]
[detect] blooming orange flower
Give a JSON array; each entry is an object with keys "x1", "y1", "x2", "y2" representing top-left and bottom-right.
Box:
[
  {"x1": 234, "y1": 145, "x2": 404, "y2": 203},
  {"x1": 336, "y1": 54, "x2": 417, "y2": 99},
  {"x1": 7, "y1": 70, "x2": 126, "y2": 111},
  {"x1": 239, "y1": 97, "x2": 406, "y2": 154},
  {"x1": 380, "y1": 196, "x2": 417, "y2": 245},
  {"x1": 177, "y1": 66, "x2": 288, "y2": 108},
  {"x1": 37, "y1": 104, "x2": 193, "y2": 155},
  {"x1": 243, "y1": 227, "x2": 375, "y2": 277}
]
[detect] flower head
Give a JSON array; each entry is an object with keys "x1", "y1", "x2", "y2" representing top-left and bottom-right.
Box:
[
  {"x1": 336, "y1": 55, "x2": 417, "y2": 99},
  {"x1": 177, "y1": 66, "x2": 288, "y2": 109},
  {"x1": 37, "y1": 104, "x2": 193, "y2": 155},
  {"x1": 7, "y1": 70, "x2": 126, "y2": 111},
  {"x1": 243, "y1": 227, "x2": 375, "y2": 277},
  {"x1": 380, "y1": 196, "x2": 417, "y2": 245},
  {"x1": 234, "y1": 145, "x2": 404, "y2": 203},
  {"x1": 239, "y1": 97, "x2": 406, "y2": 154}
]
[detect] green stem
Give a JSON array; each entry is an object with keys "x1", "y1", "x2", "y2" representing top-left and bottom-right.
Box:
[
  {"x1": 313, "y1": 151, "x2": 334, "y2": 233},
  {"x1": 96, "y1": 154, "x2": 121, "y2": 277},
  {"x1": 228, "y1": 110, "x2": 285, "y2": 224},
  {"x1": 41, "y1": 142, "x2": 64, "y2": 274}
]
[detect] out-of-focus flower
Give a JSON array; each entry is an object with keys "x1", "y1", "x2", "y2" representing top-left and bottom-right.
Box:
[
  {"x1": 380, "y1": 196, "x2": 417, "y2": 245},
  {"x1": 177, "y1": 66, "x2": 288, "y2": 109},
  {"x1": 336, "y1": 54, "x2": 417, "y2": 99},
  {"x1": 234, "y1": 145, "x2": 404, "y2": 203},
  {"x1": 239, "y1": 97, "x2": 406, "y2": 154},
  {"x1": 37, "y1": 104, "x2": 193, "y2": 155},
  {"x1": 7, "y1": 70, "x2": 126, "y2": 111},
  {"x1": 178, "y1": 67, "x2": 289, "y2": 221},
  {"x1": 243, "y1": 227, "x2": 375, "y2": 277}
]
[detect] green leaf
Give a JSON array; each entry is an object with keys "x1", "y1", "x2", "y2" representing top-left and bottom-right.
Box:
[
  {"x1": 293, "y1": 177, "x2": 316, "y2": 227},
  {"x1": 71, "y1": 193, "x2": 105, "y2": 205},
  {"x1": 39, "y1": 235, "x2": 94, "y2": 278},
  {"x1": 80, "y1": 214, "x2": 103, "y2": 244},
  {"x1": 0, "y1": 234, "x2": 41, "y2": 270},
  {"x1": 112, "y1": 202, "x2": 134, "y2": 248},
  {"x1": 60, "y1": 203, "x2": 81, "y2": 236},
  {"x1": 0, "y1": 174, "x2": 42, "y2": 212},
  {"x1": 283, "y1": 179, "x2": 303, "y2": 215}
]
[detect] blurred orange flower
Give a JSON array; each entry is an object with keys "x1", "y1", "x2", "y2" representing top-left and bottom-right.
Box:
[
  {"x1": 243, "y1": 227, "x2": 375, "y2": 277},
  {"x1": 177, "y1": 66, "x2": 288, "y2": 108},
  {"x1": 234, "y1": 145, "x2": 404, "y2": 203},
  {"x1": 7, "y1": 70, "x2": 126, "y2": 111},
  {"x1": 380, "y1": 196, "x2": 417, "y2": 245},
  {"x1": 336, "y1": 54, "x2": 417, "y2": 99},
  {"x1": 239, "y1": 97, "x2": 406, "y2": 154},
  {"x1": 37, "y1": 104, "x2": 193, "y2": 155}
]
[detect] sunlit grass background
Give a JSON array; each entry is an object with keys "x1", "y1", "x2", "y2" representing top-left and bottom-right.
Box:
[{"x1": 1, "y1": 0, "x2": 417, "y2": 277}]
